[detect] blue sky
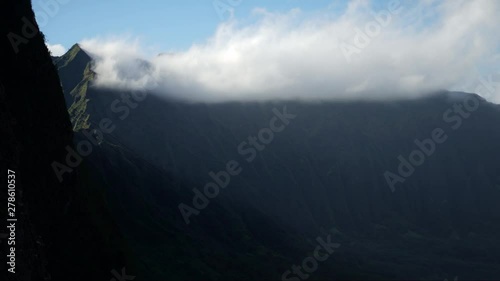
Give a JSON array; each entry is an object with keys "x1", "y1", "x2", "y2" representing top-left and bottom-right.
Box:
[
  {"x1": 33, "y1": 0, "x2": 500, "y2": 102},
  {"x1": 35, "y1": 0, "x2": 351, "y2": 53}
]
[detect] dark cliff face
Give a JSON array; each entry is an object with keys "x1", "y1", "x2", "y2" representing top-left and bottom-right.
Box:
[{"x1": 1, "y1": 1, "x2": 126, "y2": 280}]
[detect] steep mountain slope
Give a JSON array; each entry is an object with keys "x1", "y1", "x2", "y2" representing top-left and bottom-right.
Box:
[
  {"x1": 1, "y1": 2, "x2": 128, "y2": 280},
  {"x1": 53, "y1": 46, "x2": 326, "y2": 280},
  {"x1": 56, "y1": 46, "x2": 500, "y2": 280},
  {"x1": 53, "y1": 44, "x2": 96, "y2": 130}
]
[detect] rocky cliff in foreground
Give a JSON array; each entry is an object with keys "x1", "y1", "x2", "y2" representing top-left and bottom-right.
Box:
[{"x1": 0, "y1": 1, "x2": 127, "y2": 280}]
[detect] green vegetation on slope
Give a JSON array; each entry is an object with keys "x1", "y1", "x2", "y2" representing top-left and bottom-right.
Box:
[{"x1": 54, "y1": 44, "x2": 96, "y2": 131}]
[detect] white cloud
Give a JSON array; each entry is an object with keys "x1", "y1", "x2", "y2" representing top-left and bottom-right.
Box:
[
  {"x1": 80, "y1": 0, "x2": 500, "y2": 102},
  {"x1": 46, "y1": 43, "x2": 67, "y2": 56}
]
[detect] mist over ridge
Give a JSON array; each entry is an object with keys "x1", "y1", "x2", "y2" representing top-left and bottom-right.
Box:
[{"x1": 76, "y1": 0, "x2": 500, "y2": 103}]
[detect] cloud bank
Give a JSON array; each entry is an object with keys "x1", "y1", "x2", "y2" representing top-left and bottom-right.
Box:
[{"x1": 80, "y1": 0, "x2": 500, "y2": 102}]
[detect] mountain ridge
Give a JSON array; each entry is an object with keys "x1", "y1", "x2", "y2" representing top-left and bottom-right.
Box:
[{"x1": 52, "y1": 48, "x2": 500, "y2": 279}]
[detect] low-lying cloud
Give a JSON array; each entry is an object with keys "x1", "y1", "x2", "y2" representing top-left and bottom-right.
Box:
[
  {"x1": 80, "y1": 0, "x2": 500, "y2": 102},
  {"x1": 47, "y1": 43, "x2": 67, "y2": 56}
]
